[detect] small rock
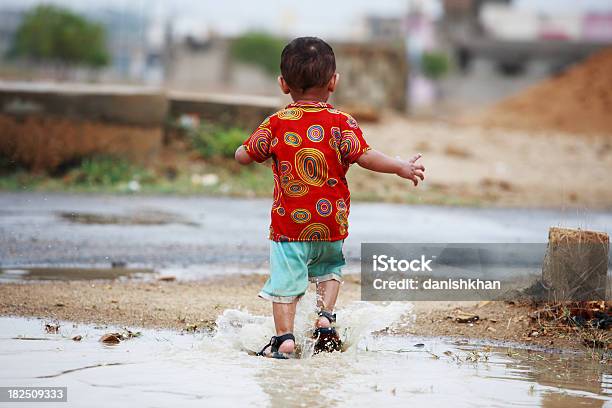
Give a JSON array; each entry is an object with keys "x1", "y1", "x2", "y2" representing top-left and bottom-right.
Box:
[
  {"x1": 184, "y1": 324, "x2": 198, "y2": 332},
  {"x1": 127, "y1": 180, "x2": 141, "y2": 192},
  {"x1": 200, "y1": 173, "x2": 219, "y2": 186},
  {"x1": 455, "y1": 312, "x2": 479, "y2": 324},
  {"x1": 45, "y1": 323, "x2": 60, "y2": 333},
  {"x1": 414, "y1": 343, "x2": 425, "y2": 348},
  {"x1": 100, "y1": 333, "x2": 122, "y2": 344},
  {"x1": 157, "y1": 275, "x2": 176, "y2": 282},
  {"x1": 72, "y1": 335, "x2": 82, "y2": 341},
  {"x1": 54, "y1": 303, "x2": 65, "y2": 307},
  {"x1": 487, "y1": 327, "x2": 496, "y2": 332}
]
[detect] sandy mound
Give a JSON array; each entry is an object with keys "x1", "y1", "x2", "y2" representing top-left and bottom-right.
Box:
[{"x1": 482, "y1": 48, "x2": 612, "y2": 136}]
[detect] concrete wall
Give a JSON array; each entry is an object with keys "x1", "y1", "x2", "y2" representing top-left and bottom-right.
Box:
[
  {"x1": 165, "y1": 39, "x2": 408, "y2": 112},
  {"x1": 0, "y1": 82, "x2": 168, "y2": 126},
  {"x1": 168, "y1": 91, "x2": 280, "y2": 131},
  {"x1": 0, "y1": 81, "x2": 285, "y2": 171},
  {"x1": 0, "y1": 82, "x2": 167, "y2": 171},
  {"x1": 333, "y1": 42, "x2": 408, "y2": 111}
]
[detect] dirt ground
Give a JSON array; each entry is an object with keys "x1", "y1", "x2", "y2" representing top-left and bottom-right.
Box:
[
  {"x1": 0, "y1": 276, "x2": 601, "y2": 353},
  {"x1": 352, "y1": 115, "x2": 612, "y2": 208}
]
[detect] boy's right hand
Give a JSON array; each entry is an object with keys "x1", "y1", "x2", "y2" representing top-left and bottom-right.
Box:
[{"x1": 396, "y1": 154, "x2": 425, "y2": 186}]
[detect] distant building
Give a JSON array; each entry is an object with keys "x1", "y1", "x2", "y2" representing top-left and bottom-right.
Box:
[
  {"x1": 0, "y1": 5, "x2": 165, "y2": 84},
  {"x1": 364, "y1": 16, "x2": 404, "y2": 42},
  {"x1": 582, "y1": 13, "x2": 612, "y2": 42},
  {"x1": 84, "y1": 8, "x2": 165, "y2": 83},
  {"x1": 0, "y1": 9, "x2": 24, "y2": 56}
]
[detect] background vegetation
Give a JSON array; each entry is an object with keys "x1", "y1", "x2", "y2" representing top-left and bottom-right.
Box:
[
  {"x1": 10, "y1": 5, "x2": 109, "y2": 68},
  {"x1": 229, "y1": 32, "x2": 284, "y2": 76},
  {"x1": 421, "y1": 51, "x2": 450, "y2": 80}
]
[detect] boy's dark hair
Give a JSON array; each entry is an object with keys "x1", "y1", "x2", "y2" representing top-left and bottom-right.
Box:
[{"x1": 280, "y1": 37, "x2": 336, "y2": 92}]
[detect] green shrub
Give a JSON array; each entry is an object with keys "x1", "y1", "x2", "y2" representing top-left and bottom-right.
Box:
[
  {"x1": 11, "y1": 5, "x2": 109, "y2": 67},
  {"x1": 230, "y1": 32, "x2": 284, "y2": 76},
  {"x1": 188, "y1": 123, "x2": 247, "y2": 159},
  {"x1": 422, "y1": 51, "x2": 450, "y2": 80},
  {"x1": 72, "y1": 156, "x2": 152, "y2": 186}
]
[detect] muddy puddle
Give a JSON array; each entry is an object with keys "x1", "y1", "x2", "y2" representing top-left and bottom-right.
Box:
[
  {"x1": 0, "y1": 267, "x2": 155, "y2": 282},
  {"x1": 0, "y1": 264, "x2": 274, "y2": 283},
  {"x1": 57, "y1": 209, "x2": 199, "y2": 226},
  {"x1": 0, "y1": 264, "x2": 360, "y2": 283},
  {"x1": 1, "y1": 295, "x2": 610, "y2": 407}
]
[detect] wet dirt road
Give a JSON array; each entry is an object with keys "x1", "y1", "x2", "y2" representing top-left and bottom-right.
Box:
[
  {"x1": 1, "y1": 192, "x2": 611, "y2": 268},
  {"x1": 1, "y1": 311, "x2": 610, "y2": 408}
]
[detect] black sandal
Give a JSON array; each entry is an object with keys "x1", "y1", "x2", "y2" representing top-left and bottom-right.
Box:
[
  {"x1": 257, "y1": 333, "x2": 296, "y2": 359},
  {"x1": 313, "y1": 310, "x2": 342, "y2": 354}
]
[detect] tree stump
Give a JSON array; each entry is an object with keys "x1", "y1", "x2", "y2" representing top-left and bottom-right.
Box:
[{"x1": 542, "y1": 227, "x2": 609, "y2": 301}]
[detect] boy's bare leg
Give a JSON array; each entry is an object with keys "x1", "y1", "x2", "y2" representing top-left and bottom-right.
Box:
[
  {"x1": 272, "y1": 300, "x2": 297, "y2": 353},
  {"x1": 315, "y1": 280, "x2": 340, "y2": 328}
]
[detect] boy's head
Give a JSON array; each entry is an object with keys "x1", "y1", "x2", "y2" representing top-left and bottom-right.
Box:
[{"x1": 279, "y1": 37, "x2": 338, "y2": 100}]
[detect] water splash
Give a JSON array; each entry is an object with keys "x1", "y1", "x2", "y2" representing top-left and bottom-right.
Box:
[{"x1": 212, "y1": 290, "x2": 414, "y2": 358}]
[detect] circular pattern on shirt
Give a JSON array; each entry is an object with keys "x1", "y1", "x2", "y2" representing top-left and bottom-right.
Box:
[
  {"x1": 284, "y1": 132, "x2": 302, "y2": 147},
  {"x1": 336, "y1": 198, "x2": 347, "y2": 212},
  {"x1": 280, "y1": 174, "x2": 293, "y2": 187},
  {"x1": 326, "y1": 178, "x2": 338, "y2": 187},
  {"x1": 276, "y1": 207, "x2": 286, "y2": 216},
  {"x1": 338, "y1": 225, "x2": 347, "y2": 235},
  {"x1": 271, "y1": 137, "x2": 278, "y2": 147},
  {"x1": 272, "y1": 174, "x2": 282, "y2": 210},
  {"x1": 335, "y1": 211, "x2": 348, "y2": 227},
  {"x1": 316, "y1": 199, "x2": 332, "y2": 217},
  {"x1": 251, "y1": 128, "x2": 272, "y2": 158},
  {"x1": 306, "y1": 124, "x2": 324, "y2": 142},
  {"x1": 295, "y1": 148, "x2": 328, "y2": 187},
  {"x1": 346, "y1": 115, "x2": 358, "y2": 129},
  {"x1": 278, "y1": 108, "x2": 303, "y2": 120},
  {"x1": 339, "y1": 130, "x2": 360, "y2": 159},
  {"x1": 283, "y1": 180, "x2": 309, "y2": 197},
  {"x1": 279, "y1": 161, "x2": 292, "y2": 174},
  {"x1": 298, "y1": 223, "x2": 331, "y2": 241},
  {"x1": 291, "y1": 209, "x2": 311, "y2": 224},
  {"x1": 329, "y1": 137, "x2": 337, "y2": 150},
  {"x1": 331, "y1": 127, "x2": 342, "y2": 144}
]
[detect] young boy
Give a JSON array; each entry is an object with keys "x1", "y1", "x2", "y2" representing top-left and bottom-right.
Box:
[{"x1": 235, "y1": 37, "x2": 425, "y2": 358}]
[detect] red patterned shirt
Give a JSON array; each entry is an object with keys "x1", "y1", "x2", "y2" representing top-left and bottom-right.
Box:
[{"x1": 243, "y1": 101, "x2": 370, "y2": 242}]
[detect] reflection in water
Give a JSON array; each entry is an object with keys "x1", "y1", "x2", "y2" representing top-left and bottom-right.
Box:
[
  {"x1": 541, "y1": 392, "x2": 604, "y2": 408},
  {"x1": 506, "y1": 349, "x2": 610, "y2": 408}
]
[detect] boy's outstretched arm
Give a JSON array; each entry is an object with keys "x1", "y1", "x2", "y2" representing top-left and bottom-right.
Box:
[
  {"x1": 357, "y1": 150, "x2": 425, "y2": 186},
  {"x1": 235, "y1": 145, "x2": 254, "y2": 165}
]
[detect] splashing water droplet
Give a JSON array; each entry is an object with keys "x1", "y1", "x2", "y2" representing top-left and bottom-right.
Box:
[{"x1": 210, "y1": 291, "x2": 413, "y2": 358}]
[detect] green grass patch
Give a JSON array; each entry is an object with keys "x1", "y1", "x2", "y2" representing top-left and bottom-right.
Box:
[
  {"x1": 187, "y1": 123, "x2": 247, "y2": 159},
  {"x1": 67, "y1": 156, "x2": 154, "y2": 187}
]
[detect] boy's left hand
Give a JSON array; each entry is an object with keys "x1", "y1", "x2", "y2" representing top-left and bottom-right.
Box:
[{"x1": 396, "y1": 154, "x2": 425, "y2": 186}]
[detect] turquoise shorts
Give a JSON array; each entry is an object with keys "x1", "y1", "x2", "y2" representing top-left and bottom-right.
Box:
[{"x1": 259, "y1": 240, "x2": 345, "y2": 303}]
